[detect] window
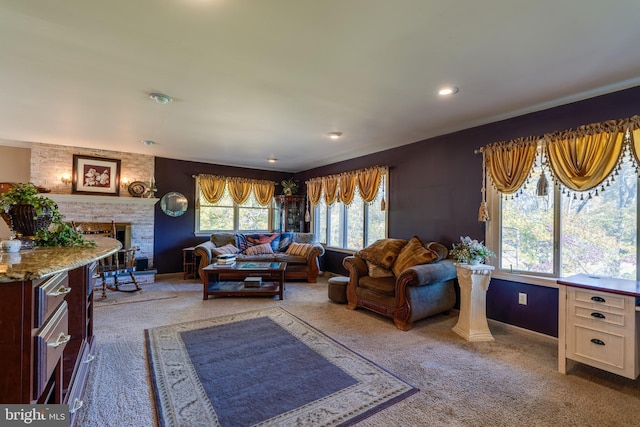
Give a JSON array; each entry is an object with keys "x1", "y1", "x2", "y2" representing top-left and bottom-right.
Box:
[
  {"x1": 314, "y1": 177, "x2": 387, "y2": 250},
  {"x1": 197, "y1": 188, "x2": 270, "y2": 234},
  {"x1": 489, "y1": 159, "x2": 638, "y2": 280}
]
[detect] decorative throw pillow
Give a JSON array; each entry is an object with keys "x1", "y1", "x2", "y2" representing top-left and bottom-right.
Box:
[
  {"x1": 285, "y1": 242, "x2": 313, "y2": 257},
  {"x1": 212, "y1": 243, "x2": 240, "y2": 256},
  {"x1": 366, "y1": 261, "x2": 394, "y2": 278},
  {"x1": 244, "y1": 243, "x2": 274, "y2": 255},
  {"x1": 426, "y1": 241, "x2": 448, "y2": 260},
  {"x1": 357, "y1": 238, "x2": 408, "y2": 269},
  {"x1": 278, "y1": 232, "x2": 295, "y2": 252},
  {"x1": 238, "y1": 233, "x2": 280, "y2": 251},
  {"x1": 392, "y1": 236, "x2": 439, "y2": 276}
]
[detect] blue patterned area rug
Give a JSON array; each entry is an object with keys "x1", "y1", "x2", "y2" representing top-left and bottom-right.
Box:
[{"x1": 145, "y1": 307, "x2": 418, "y2": 427}]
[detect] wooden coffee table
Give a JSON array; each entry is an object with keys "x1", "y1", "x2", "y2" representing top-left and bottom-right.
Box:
[{"x1": 202, "y1": 261, "x2": 287, "y2": 300}]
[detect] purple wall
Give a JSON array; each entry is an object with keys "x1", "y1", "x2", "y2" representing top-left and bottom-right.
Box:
[{"x1": 153, "y1": 86, "x2": 640, "y2": 336}]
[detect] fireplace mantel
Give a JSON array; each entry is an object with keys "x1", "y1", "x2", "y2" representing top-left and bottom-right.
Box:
[{"x1": 48, "y1": 194, "x2": 159, "y2": 205}]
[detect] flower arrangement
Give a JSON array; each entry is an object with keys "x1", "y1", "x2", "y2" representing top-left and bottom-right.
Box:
[
  {"x1": 281, "y1": 179, "x2": 298, "y2": 196},
  {"x1": 450, "y1": 236, "x2": 495, "y2": 264}
]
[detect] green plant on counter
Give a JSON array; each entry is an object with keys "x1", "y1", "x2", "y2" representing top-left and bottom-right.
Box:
[
  {"x1": 35, "y1": 221, "x2": 96, "y2": 248},
  {"x1": 0, "y1": 182, "x2": 58, "y2": 217},
  {"x1": 1, "y1": 182, "x2": 95, "y2": 247}
]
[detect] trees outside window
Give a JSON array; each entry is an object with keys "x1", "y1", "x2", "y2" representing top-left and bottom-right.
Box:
[
  {"x1": 197, "y1": 188, "x2": 270, "y2": 233},
  {"x1": 495, "y1": 160, "x2": 637, "y2": 280},
  {"x1": 314, "y1": 180, "x2": 386, "y2": 251}
]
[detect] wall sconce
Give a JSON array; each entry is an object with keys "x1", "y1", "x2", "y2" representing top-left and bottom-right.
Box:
[
  {"x1": 61, "y1": 173, "x2": 72, "y2": 185},
  {"x1": 121, "y1": 177, "x2": 130, "y2": 188}
]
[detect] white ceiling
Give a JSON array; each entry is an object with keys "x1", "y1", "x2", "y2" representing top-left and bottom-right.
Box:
[{"x1": 1, "y1": 1, "x2": 639, "y2": 173}]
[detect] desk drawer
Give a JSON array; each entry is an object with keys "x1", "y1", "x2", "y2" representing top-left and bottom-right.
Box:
[
  {"x1": 572, "y1": 288, "x2": 626, "y2": 312},
  {"x1": 34, "y1": 301, "x2": 70, "y2": 398},
  {"x1": 570, "y1": 305, "x2": 626, "y2": 328},
  {"x1": 570, "y1": 324, "x2": 626, "y2": 369},
  {"x1": 34, "y1": 272, "x2": 71, "y2": 328}
]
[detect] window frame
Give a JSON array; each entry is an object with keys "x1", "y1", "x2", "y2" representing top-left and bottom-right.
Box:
[
  {"x1": 195, "y1": 187, "x2": 273, "y2": 236},
  {"x1": 312, "y1": 172, "x2": 388, "y2": 251},
  {"x1": 486, "y1": 162, "x2": 640, "y2": 285}
]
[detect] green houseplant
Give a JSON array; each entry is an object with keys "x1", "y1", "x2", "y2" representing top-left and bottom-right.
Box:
[{"x1": 1, "y1": 182, "x2": 94, "y2": 247}]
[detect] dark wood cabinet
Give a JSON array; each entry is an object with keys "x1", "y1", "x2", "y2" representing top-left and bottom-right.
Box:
[
  {"x1": 274, "y1": 195, "x2": 306, "y2": 232},
  {"x1": 0, "y1": 262, "x2": 96, "y2": 424}
]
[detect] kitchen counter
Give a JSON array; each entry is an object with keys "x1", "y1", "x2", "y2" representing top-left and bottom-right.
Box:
[{"x1": 0, "y1": 237, "x2": 120, "y2": 282}]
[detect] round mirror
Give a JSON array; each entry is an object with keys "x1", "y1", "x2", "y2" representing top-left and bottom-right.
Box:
[{"x1": 160, "y1": 192, "x2": 188, "y2": 217}]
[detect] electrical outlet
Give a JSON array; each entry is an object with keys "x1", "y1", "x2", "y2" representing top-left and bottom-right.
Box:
[{"x1": 518, "y1": 292, "x2": 527, "y2": 305}]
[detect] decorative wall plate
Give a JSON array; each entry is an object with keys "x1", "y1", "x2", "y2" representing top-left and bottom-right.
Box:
[{"x1": 128, "y1": 181, "x2": 148, "y2": 197}]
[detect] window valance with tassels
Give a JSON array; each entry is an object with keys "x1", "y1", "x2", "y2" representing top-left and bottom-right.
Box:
[
  {"x1": 196, "y1": 174, "x2": 275, "y2": 206},
  {"x1": 479, "y1": 115, "x2": 640, "y2": 195},
  {"x1": 306, "y1": 166, "x2": 387, "y2": 208}
]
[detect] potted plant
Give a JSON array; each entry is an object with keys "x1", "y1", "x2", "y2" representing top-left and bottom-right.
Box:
[
  {"x1": 1, "y1": 182, "x2": 94, "y2": 247},
  {"x1": 281, "y1": 179, "x2": 298, "y2": 196},
  {"x1": 0, "y1": 182, "x2": 58, "y2": 237},
  {"x1": 450, "y1": 236, "x2": 495, "y2": 265}
]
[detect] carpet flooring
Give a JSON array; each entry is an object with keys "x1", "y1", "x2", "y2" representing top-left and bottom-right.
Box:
[
  {"x1": 146, "y1": 308, "x2": 417, "y2": 426},
  {"x1": 76, "y1": 273, "x2": 640, "y2": 426}
]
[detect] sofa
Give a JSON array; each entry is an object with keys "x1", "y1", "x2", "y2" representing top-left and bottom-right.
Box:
[
  {"x1": 343, "y1": 236, "x2": 457, "y2": 330},
  {"x1": 194, "y1": 232, "x2": 324, "y2": 282}
]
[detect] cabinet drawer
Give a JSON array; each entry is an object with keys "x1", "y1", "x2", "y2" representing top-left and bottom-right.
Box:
[
  {"x1": 34, "y1": 301, "x2": 70, "y2": 398},
  {"x1": 65, "y1": 340, "x2": 95, "y2": 426},
  {"x1": 570, "y1": 324, "x2": 626, "y2": 369},
  {"x1": 572, "y1": 288, "x2": 626, "y2": 312},
  {"x1": 34, "y1": 272, "x2": 71, "y2": 328},
  {"x1": 570, "y1": 305, "x2": 626, "y2": 328}
]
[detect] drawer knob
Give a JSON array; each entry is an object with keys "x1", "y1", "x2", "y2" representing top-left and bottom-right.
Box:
[
  {"x1": 83, "y1": 354, "x2": 96, "y2": 364},
  {"x1": 590, "y1": 338, "x2": 606, "y2": 346},
  {"x1": 70, "y1": 398, "x2": 84, "y2": 414},
  {"x1": 590, "y1": 312, "x2": 606, "y2": 319},
  {"x1": 49, "y1": 286, "x2": 72, "y2": 296},
  {"x1": 47, "y1": 332, "x2": 71, "y2": 348},
  {"x1": 591, "y1": 296, "x2": 606, "y2": 303}
]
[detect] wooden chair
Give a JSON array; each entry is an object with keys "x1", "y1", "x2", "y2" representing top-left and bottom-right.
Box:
[{"x1": 72, "y1": 221, "x2": 141, "y2": 298}]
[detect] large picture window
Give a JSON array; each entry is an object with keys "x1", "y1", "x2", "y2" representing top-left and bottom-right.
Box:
[
  {"x1": 314, "y1": 176, "x2": 387, "y2": 250},
  {"x1": 490, "y1": 159, "x2": 638, "y2": 280},
  {"x1": 197, "y1": 188, "x2": 270, "y2": 233},
  {"x1": 195, "y1": 175, "x2": 273, "y2": 234}
]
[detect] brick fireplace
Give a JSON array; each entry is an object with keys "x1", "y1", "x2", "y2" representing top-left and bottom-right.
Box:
[{"x1": 49, "y1": 194, "x2": 157, "y2": 267}]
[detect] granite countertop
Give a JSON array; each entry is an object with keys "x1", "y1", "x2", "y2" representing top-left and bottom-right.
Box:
[{"x1": 0, "y1": 237, "x2": 121, "y2": 283}]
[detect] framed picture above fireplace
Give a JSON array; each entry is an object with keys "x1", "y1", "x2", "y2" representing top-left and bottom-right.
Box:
[{"x1": 72, "y1": 154, "x2": 121, "y2": 196}]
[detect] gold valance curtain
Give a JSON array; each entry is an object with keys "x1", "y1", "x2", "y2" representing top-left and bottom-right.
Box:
[
  {"x1": 323, "y1": 176, "x2": 339, "y2": 205},
  {"x1": 484, "y1": 137, "x2": 538, "y2": 194},
  {"x1": 338, "y1": 174, "x2": 356, "y2": 205},
  {"x1": 197, "y1": 175, "x2": 275, "y2": 206},
  {"x1": 307, "y1": 179, "x2": 323, "y2": 205},
  {"x1": 198, "y1": 174, "x2": 226, "y2": 203},
  {"x1": 481, "y1": 116, "x2": 640, "y2": 197},
  {"x1": 306, "y1": 166, "x2": 387, "y2": 206},
  {"x1": 544, "y1": 120, "x2": 626, "y2": 192},
  {"x1": 252, "y1": 180, "x2": 275, "y2": 206}
]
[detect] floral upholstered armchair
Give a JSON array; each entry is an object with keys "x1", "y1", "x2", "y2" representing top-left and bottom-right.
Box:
[{"x1": 343, "y1": 236, "x2": 457, "y2": 330}]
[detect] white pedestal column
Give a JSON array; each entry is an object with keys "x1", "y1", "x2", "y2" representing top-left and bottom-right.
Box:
[{"x1": 452, "y1": 264, "x2": 495, "y2": 342}]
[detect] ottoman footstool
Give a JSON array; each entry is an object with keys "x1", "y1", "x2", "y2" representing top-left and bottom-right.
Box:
[{"x1": 328, "y1": 276, "x2": 349, "y2": 304}]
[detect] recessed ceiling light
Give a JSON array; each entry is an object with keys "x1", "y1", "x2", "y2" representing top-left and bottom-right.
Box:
[
  {"x1": 268, "y1": 157, "x2": 278, "y2": 163},
  {"x1": 437, "y1": 86, "x2": 459, "y2": 96},
  {"x1": 327, "y1": 132, "x2": 343, "y2": 140},
  {"x1": 149, "y1": 93, "x2": 173, "y2": 104},
  {"x1": 141, "y1": 140, "x2": 156, "y2": 146}
]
